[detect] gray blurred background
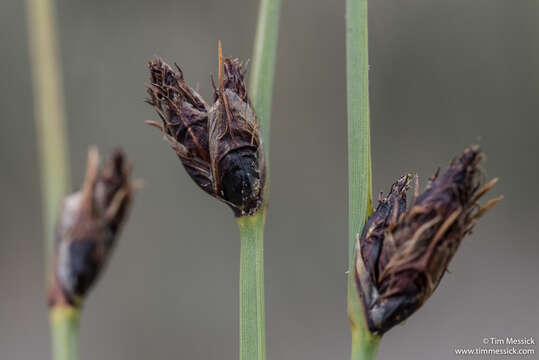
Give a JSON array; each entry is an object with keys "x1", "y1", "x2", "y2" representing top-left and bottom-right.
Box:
[{"x1": 1, "y1": 0, "x2": 538, "y2": 359}]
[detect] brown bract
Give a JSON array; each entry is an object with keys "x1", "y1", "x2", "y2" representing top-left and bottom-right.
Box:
[
  {"x1": 355, "y1": 146, "x2": 503, "y2": 334},
  {"x1": 145, "y1": 48, "x2": 265, "y2": 216},
  {"x1": 48, "y1": 148, "x2": 134, "y2": 308}
]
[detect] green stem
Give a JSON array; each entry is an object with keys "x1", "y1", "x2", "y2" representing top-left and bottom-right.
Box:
[
  {"x1": 25, "y1": 1, "x2": 74, "y2": 359},
  {"x1": 50, "y1": 307, "x2": 80, "y2": 360},
  {"x1": 249, "y1": 0, "x2": 282, "y2": 158},
  {"x1": 239, "y1": 1, "x2": 280, "y2": 359},
  {"x1": 350, "y1": 327, "x2": 380, "y2": 360},
  {"x1": 25, "y1": 0, "x2": 71, "y2": 272},
  {"x1": 346, "y1": 0, "x2": 380, "y2": 359},
  {"x1": 237, "y1": 211, "x2": 267, "y2": 360}
]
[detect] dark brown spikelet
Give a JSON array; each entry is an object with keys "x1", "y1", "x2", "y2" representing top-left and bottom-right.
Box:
[
  {"x1": 48, "y1": 148, "x2": 134, "y2": 308},
  {"x1": 145, "y1": 42, "x2": 265, "y2": 216},
  {"x1": 145, "y1": 58, "x2": 213, "y2": 194},
  {"x1": 359, "y1": 174, "x2": 413, "y2": 288},
  {"x1": 208, "y1": 53, "x2": 265, "y2": 216},
  {"x1": 355, "y1": 146, "x2": 502, "y2": 334}
]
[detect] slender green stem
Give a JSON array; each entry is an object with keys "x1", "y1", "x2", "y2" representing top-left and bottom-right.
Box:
[
  {"x1": 237, "y1": 212, "x2": 266, "y2": 360},
  {"x1": 25, "y1": 0, "x2": 70, "y2": 277},
  {"x1": 26, "y1": 1, "x2": 74, "y2": 359},
  {"x1": 249, "y1": 0, "x2": 281, "y2": 158},
  {"x1": 50, "y1": 307, "x2": 80, "y2": 360},
  {"x1": 237, "y1": 1, "x2": 280, "y2": 360},
  {"x1": 350, "y1": 328, "x2": 380, "y2": 360},
  {"x1": 346, "y1": 0, "x2": 380, "y2": 359}
]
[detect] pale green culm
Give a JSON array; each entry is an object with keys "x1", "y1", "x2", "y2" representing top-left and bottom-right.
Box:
[
  {"x1": 25, "y1": 0, "x2": 76, "y2": 359},
  {"x1": 239, "y1": 0, "x2": 282, "y2": 360},
  {"x1": 346, "y1": 0, "x2": 381, "y2": 359}
]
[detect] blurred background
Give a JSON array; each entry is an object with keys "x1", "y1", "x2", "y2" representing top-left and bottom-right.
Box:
[{"x1": 1, "y1": 0, "x2": 538, "y2": 359}]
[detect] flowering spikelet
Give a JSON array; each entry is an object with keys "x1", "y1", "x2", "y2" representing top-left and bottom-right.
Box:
[
  {"x1": 356, "y1": 146, "x2": 502, "y2": 334},
  {"x1": 145, "y1": 43, "x2": 265, "y2": 216},
  {"x1": 49, "y1": 148, "x2": 134, "y2": 307},
  {"x1": 145, "y1": 58, "x2": 213, "y2": 194}
]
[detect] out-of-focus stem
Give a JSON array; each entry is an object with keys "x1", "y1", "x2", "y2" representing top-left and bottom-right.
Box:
[
  {"x1": 350, "y1": 327, "x2": 380, "y2": 360},
  {"x1": 346, "y1": 0, "x2": 380, "y2": 359},
  {"x1": 25, "y1": 0, "x2": 70, "y2": 275},
  {"x1": 50, "y1": 307, "x2": 80, "y2": 360},
  {"x1": 26, "y1": 1, "x2": 74, "y2": 360}
]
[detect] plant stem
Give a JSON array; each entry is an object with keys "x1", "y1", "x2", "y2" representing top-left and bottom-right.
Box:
[
  {"x1": 237, "y1": 212, "x2": 266, "y2": 360},
  {"x1": 350, "y1": 327, "x2": 380, "y2": 360},
  {"x1": 346, "y1": 0, "x2": 380, "y2": 359},
  {"x1": 50, "y1": 307, "x2": 80, "y2": 360},
  {"x1": 249, "y1": 0, "x2": 282, "y2": 157},
  {"x1": 26, "y1": 1, "x2": 75, "y2": 359},
  {"x1": 238, "y1": 1, "x2": 280, "y2": 360},
  {"x1": 25, "y1": 0, "x2": 70, "y2": 277}
]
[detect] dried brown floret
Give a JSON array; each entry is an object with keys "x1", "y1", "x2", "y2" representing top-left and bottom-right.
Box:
[{"x1": 356, "y1": 146, "x2": 502, "y2": 334}]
